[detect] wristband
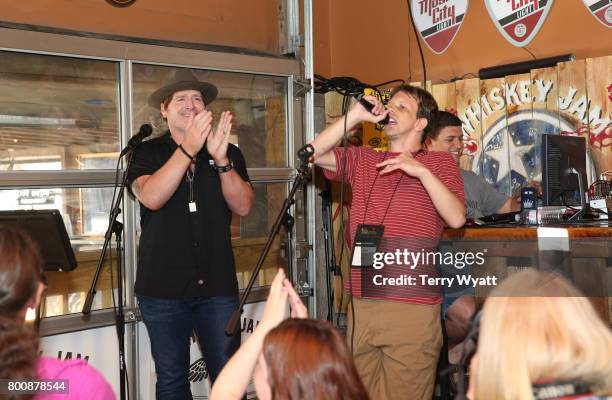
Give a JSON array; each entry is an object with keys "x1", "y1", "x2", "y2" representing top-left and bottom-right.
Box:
[
  {"x1": 213, "y1": 160, "x2": 234, "y2": 173},
  {"x1": 178, "y1": 144, "x2": 195, "y2": 163}
]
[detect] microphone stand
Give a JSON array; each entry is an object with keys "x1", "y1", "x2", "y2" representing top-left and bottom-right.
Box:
[
  {"x1": 319, "y1": 180, "x2": 337, "y2": 322},
  {"x1": 225, "y1": 145, "x2": 314, "y2": 336},
  {"x1": 83, "y1": 149, "x2": 136, "y2": 400}
]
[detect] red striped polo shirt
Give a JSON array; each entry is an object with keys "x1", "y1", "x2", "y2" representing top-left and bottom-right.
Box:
[{"x1": 323, "y1": 146, "x2": 464, "y2": 304}]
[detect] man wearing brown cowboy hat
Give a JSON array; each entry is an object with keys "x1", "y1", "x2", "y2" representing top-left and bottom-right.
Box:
[{"x1": 128, "y1": 68, "x2": 254, "y2": 399}]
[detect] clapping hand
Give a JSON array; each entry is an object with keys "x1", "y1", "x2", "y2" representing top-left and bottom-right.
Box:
[
  {"x1": 260, "y1": 269, "x2": 308, "y2": 331},
  {"x1": 284, "y1": 277, "x2": 308, "y2": 319},
  {"x1": 207, "y1": 111, "x2": 233, "y2": 165},
  {"x1": 182, "y1": 111, "x2": 213, "y2": 155},
  {"x1": 209, "y1": 268, "x2": 307, "y2": 399}
]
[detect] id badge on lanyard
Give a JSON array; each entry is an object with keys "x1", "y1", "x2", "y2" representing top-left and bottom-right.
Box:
[
  {"x1": 350, "y1": 224, "x2": 384, "y2": 268},
  {"x1": 186, "y1": 169, "x2": 197, "y2": 213}
]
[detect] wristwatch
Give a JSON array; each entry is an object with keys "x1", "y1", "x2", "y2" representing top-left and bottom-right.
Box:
[{"x1": 213, "y1": 159, "x2": 233, "y2": 173}]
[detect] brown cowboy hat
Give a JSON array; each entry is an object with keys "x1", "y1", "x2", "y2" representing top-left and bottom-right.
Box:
[{"x1": 148, "y1": 68, "x2": 218, "y2": 108}]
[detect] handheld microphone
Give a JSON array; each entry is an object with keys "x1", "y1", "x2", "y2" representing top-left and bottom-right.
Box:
[
  {"x1": 120, "y1": 124, "x2": 153, "y2": 157},
  {"x1": 356, "y1": 94, "x2": 390, "y2": 125},
  {"x1": 297, "y1": 144, "x2": 315, "y2": 164}
]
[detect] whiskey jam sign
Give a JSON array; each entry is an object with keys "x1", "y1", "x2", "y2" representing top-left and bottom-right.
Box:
[
  {"x1": 411, "y1": 0, "x2": 468, "y2": 54},
  {"x1": 460, "y1": 80, "x2": 610, "y2": 142},
  {"x1": 582, "y1": 0, "x2": 612, "y2": 27},
  {"x1": 484, "y1": 0, "x2": 554, "y2": 47},
  {"x1": 458, "y1": 78, "x2": 610, "y2": 191}
]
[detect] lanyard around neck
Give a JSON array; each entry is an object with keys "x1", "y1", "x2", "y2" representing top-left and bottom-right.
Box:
[{"x1": 362, "y1": 152, "x2": 405, "y2": 226}]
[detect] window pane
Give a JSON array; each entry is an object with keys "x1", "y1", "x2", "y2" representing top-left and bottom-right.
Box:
[
  {"x1": 132, "y1": 64, "x2": 287, "y2": 168},
  {"x1": 232, "y1": 182, "x2": 288, "y2": 289},
  {"x1": 0, "y1": 51, "x2": 121, "y2": 170},
  {"x1": 0, "y1": 187, "x2": 121, "y2": 317}
]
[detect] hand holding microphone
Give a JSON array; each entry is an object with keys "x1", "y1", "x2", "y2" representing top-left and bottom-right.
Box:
[
  {"x1": 297, "y1": 143, "x2": 315, "y2": 163},
  {"x1": 355, "y1": 94, "x2": 390, "y2": 125}
]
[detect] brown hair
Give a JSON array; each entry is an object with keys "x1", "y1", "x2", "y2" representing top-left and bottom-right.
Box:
[
  {"x1": 0, "y1": 228, "x2": 44, "y2": 399},
  {"x1": 389, "y1": 84, "x2": 439, "y2": 143},
  {"x1": 429, "y1": 110, "x2": 462, "y2": 140},
  {"x1": 262, "y1": 319, "x2": 370, "y2": 400},
  {"x1": 161, "y1": 94, "x2": 174, "y2": 111},
  {"x1": 160, "y1": 95, "x2": 173, "y2": 122},
  {"x1": 160, "y1": 91, "x2": 205, "y2": 122}
]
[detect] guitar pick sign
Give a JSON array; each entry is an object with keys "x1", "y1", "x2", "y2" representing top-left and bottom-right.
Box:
[
  {"x1": 582, "y1": 0, "x2": 612, "y2": 28},
  {"x1": 484, "y1": 0, "x2": 554, "y2": 47},
  {"x1": 411, "y1": 0, "x2": 468, "y2": 54}
]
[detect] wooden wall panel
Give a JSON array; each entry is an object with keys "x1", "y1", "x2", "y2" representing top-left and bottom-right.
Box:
[
  {"x1": 505, "y1": 73, "x2": 534, "y2": 194},
  {"x1": 478, "y1": 77, "x2": 507, "y2": 193},
  {"x1": 431, "y1": 82, "x2": 457, "y2": 113},
  {"x1": 558, "y1": 59, "x2": 594, "y2": 182},
  {"x1": 531, "y1": 67, "x2": 559, "y2": 115},
  {"x1": 530, "y1": 66, "x2": 559, "y2": 181},
  {"x1": 585, "y1": 56, "x2": 612, "y2": 177},
  {"x1": 409, "y1": 81, "x2": 433, "y2": 93},
  {"x1": 421, "y1": 58, "x2": 609, "y2": 191},
  {"x1": 557, "y1": 59, "x2": 589, "y2": 131},
  {"x1": 455, "y1": 78, "x2": 482, "y2": 172}
]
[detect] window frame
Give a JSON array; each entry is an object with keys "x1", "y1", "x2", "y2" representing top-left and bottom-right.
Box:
[{"x1": 0, "y1": 27, "x2": 301, "y2": 336}]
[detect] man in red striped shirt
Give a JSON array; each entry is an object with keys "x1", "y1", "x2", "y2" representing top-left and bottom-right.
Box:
[{"x1": 311, "y1": 85, "x2": 465, "y2": 400}]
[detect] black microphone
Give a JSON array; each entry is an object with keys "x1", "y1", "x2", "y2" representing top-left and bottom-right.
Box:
[
  {"x1": 297, "y1": 144, "x2": 315, "y2": 164},
  {"x1": 119, "y1": 124, "x2": 153, "y2": 157},
  {"x1": 356, "y1": 93, "x2": 390, "y2": 125}
]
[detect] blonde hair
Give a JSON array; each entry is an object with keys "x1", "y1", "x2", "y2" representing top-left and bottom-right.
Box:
[{"x1": 473, "y1": 268, "x2": 612, "y2": 400}]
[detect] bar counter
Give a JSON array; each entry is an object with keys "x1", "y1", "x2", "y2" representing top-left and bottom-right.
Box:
[{"x1": 441, "y1": 222, "x2": 612, "y2": 325}]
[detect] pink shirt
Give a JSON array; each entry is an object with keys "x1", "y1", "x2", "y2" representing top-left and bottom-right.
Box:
[{"x1": 34, "y1": 357, "x2": 115, "y2": 400}]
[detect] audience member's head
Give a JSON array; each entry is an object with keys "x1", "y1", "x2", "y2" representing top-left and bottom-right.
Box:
[
  {"x1": 426, "y1": 110, "x2": 463, "y2": 162},
  {"x1": 254, "y1": 318, "x2": 369, "y2": 400},
  {"x1": 470, "y1": 268, "x2": 612, "y2": 399},
  {"x1": 0, "y1": 227, "x2": 46, "y2": 385}
]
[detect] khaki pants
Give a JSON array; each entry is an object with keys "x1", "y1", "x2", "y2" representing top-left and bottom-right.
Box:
[{"x1": 347, "y1": 297, "x2": 442, "y2": 400}]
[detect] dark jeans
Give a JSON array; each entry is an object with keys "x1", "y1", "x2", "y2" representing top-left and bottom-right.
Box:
[{"x1": 138, "y1": 295, "x2": 240, "y2": 400}]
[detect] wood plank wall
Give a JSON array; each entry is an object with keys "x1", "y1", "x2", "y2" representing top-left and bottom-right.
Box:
[{"x1": 431, "y1": 55, "x2": 611, "y2": 195}]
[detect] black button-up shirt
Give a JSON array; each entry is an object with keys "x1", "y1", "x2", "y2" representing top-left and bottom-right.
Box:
[{"x1": 127, "y1": 132, "x2": 250, "y2": 298}]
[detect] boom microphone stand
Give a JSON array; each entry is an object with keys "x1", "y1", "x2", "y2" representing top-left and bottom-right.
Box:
[
  {"x1": 82, "y1": 124, "x2": 152, "y2": 400},
  {"x1": 225, "y1": 144, "x2": 314, "y2": 336}
]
